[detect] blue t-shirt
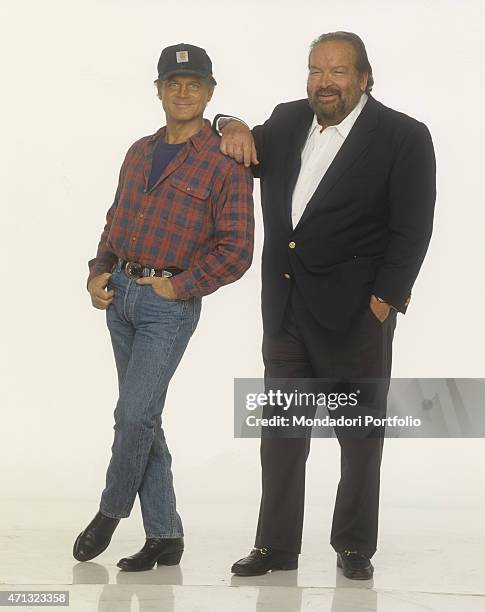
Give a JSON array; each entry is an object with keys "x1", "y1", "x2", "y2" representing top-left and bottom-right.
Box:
[{"x1": 147, "y1": 139, "x2": 185, "y2": 191}]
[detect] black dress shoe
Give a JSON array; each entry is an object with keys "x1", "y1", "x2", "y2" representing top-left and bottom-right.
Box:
[
  {"x1": 117, "y1": 537, "x2": 184, "y2": 571},
  {"x1": 73, "y1": 511, "x2": 120, "y2": 562},
  {"x1": 337, "y1": 550, "x2": 374, "y2": 580},
  {"x1": 231, "y1": 547, "x2": 298, "y2": 576}
]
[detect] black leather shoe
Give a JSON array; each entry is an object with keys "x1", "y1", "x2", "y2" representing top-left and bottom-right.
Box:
[
  {"x1": 231, "y1": 547, "x2": 298, "y2": 576},
  {"x1": 337, "y1": 550, "x2": 374, "y2": 580},
  {"x1": 73, "y1": 511, "x2": 120, "y2": 562},
  {"x1": 117, "y1": 537, "x2": 184, "y2": 571}
]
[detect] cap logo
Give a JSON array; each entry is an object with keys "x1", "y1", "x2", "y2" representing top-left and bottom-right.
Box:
[{"x1": 176, "y1": 50, "x2": 189, "y2": 63}]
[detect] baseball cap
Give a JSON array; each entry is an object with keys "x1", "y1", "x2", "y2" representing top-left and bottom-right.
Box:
[{"x1": 157, "y1": 43, "x2": 217, "y2": 85}]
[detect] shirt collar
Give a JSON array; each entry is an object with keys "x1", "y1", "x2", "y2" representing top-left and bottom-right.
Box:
[
  {"x1": 148, "y1": 119, "x2": 213, "y2": 152},
  {"x1": 309, "y1": 92, "x2": 368, "y2": 139}
]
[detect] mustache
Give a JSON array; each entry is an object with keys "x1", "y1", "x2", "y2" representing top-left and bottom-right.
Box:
[{"x1": 314, "y1": 88, "x2": 341, "y2": 97}]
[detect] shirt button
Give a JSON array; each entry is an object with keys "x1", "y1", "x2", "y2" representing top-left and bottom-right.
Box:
[
  {"x1": 289, "y1": 241, "x2": 296, "y2": 249},
  {"x1": 186, "y1": 187, "x2": 191, "y2": 191},
  {"x1": 283, "y1": 273, "x2": 291, "y2": 279}
]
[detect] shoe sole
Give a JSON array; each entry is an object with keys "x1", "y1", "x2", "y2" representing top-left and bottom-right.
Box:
[
  {"x1": 336, "y1": 555, "x2": 373, "y2": 580},
  {"x1": 117, "y1": 550, "x2": 183, "y2": 572},
  {"x1": 231, "y1": 560, "x2": 298, "y2": 576}
]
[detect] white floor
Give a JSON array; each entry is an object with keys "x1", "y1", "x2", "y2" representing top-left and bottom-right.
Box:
[{"x1": 1, "y1": 500, "x2": 484, "y2": 612}]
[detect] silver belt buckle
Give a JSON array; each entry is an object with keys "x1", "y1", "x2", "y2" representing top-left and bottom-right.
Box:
[
  {"x1": 125, "y1": 261, "x2": 142, "y2": 278},
  {"x1": 148, "y1": 267, "x2": 172, "y2": 278}
]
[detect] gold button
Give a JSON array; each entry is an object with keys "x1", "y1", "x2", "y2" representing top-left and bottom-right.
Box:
[
  {"x1": 284, "y1": 273, "x2": 291, "y2": 279},
  {"x1": 289, "y1": 241, "x2": 296, "y2": 249},
  {"x1": 132, "y1": 237, "x2": 136, "y2": 241}
]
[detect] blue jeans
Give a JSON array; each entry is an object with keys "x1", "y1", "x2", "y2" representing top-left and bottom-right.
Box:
[{"x1": 99, "y1": 261, "x2": 201, "y2": 538}]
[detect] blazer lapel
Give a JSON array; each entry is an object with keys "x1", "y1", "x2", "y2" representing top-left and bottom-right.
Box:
[{"x1": 295, "y1": 96, "x2": 380, "y2": 228}]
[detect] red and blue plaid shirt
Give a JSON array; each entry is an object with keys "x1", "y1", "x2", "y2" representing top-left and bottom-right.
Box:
[{"x1": 87, "y1": 121, "x2": 254, "y2": 299}]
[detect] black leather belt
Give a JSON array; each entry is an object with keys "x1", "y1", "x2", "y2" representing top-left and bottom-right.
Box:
[{"x1": 116, "y1": 258, "x2": 184, "y2": 279}]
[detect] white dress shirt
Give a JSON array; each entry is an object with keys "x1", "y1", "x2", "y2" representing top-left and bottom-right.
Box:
[{"x1": 291, "y1": 93, "x2": 368, "y2": 228}]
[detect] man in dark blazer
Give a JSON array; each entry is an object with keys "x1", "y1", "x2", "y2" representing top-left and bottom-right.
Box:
[{"x1": 216, "y1": 31, "x2": 436, "y2": 579}]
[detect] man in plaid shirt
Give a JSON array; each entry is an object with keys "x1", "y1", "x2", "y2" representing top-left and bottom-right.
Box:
[{"x1": 73, "y1": 44, "x2": 254, "y2": 571}]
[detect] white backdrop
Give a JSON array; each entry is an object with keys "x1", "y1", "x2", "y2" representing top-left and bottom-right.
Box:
[{"x1": 1, "y1": 0, "x2": 484, "y2": 519}]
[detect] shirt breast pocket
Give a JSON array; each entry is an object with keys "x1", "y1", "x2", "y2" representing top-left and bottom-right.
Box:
[{"x1": 166, "y1": 176, "x2": 211, "y2": 230}]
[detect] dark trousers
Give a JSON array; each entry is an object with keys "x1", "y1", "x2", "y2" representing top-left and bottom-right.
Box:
[{"x1": 254, "y1": 282, "x2": 397, "y2": 558}]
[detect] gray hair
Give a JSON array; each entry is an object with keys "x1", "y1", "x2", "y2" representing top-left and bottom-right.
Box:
[{"x1": 309, "y1": 31, "x2": 374, "y2": 94}]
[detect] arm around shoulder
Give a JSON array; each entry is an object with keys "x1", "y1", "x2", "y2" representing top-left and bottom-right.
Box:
[{"x1": 213, "y1": 103, "x2": 287, "y2": 178}]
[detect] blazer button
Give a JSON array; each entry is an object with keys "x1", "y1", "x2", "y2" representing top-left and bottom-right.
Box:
[
  {"x1": 288, "y1": 241, "x2": 296, "y2": 249},
  {"x1": 283, "y1": 273, "x2": 291, "y2": 279}
]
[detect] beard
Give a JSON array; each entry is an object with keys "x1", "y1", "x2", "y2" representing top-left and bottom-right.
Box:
[{"x1": 308, "y1": 87, "x2": 347, "y2": 124}]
